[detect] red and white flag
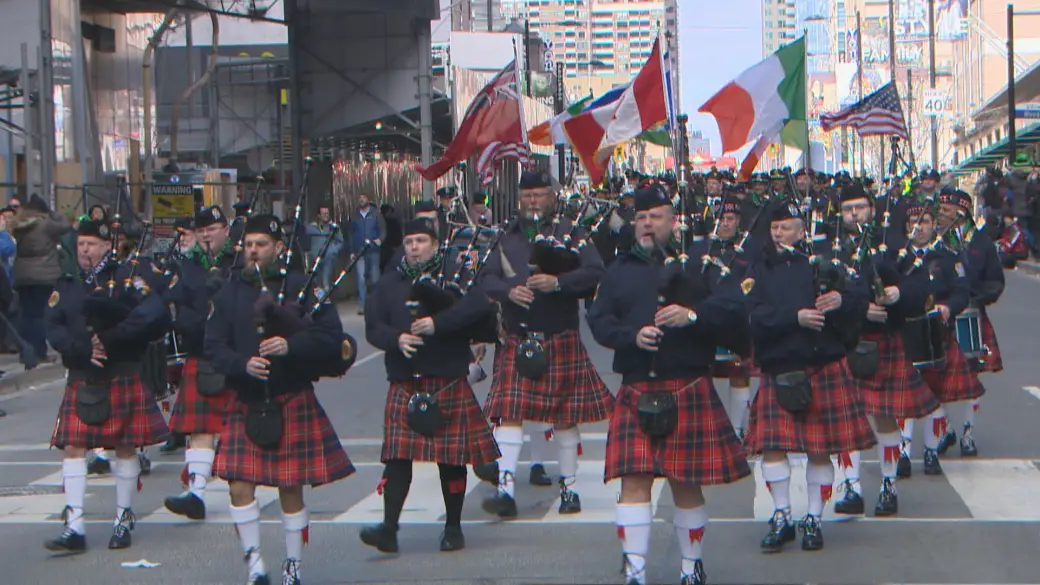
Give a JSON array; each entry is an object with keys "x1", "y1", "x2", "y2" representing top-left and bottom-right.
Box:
[{"x1": 416, "y1": 60, "x2": 531, "y2": 183}]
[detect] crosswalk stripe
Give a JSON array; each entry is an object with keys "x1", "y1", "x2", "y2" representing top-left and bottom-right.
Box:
[
  {"x1": 140, "y1": 479, "x2": 282, "y2": 525},
  {"x1": 943, "y1": 459, "x2": 1040, "y2": 521},
  {"x1": 333, "y1": 465, "x2": 484, "y2": 524}
]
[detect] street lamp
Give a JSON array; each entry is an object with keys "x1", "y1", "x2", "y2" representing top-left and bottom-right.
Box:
[{"x1": 1007, "y1": 4, "x2": 1040, "y2": 166}]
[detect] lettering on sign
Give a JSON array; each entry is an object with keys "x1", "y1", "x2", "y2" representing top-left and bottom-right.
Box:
[{"x1": 921, "y1": 89, "x2": 951, "y2": 117}]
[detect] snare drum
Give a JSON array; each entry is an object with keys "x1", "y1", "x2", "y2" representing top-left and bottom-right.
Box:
[
  {"x1": 902, "y1": 310, "x2": 947, "y2": 368},
  {"x1": 955, "y1": 306, "x2": 983, "y2": 359},
  {"x1": 715, "y1": 347, "x2": 739, "y2": 363}
]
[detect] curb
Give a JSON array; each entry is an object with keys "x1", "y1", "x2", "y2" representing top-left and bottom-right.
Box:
[
  {"x1": 1016, "y1": 261, "x2": 1040, "y2": 277},
  {"x1": 0, "y1": 363, "x2": 65, "y2": 397}
]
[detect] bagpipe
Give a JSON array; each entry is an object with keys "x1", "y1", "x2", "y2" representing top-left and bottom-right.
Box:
[{"x1": 527, "y1": 192, "x2": 619, "y2": 276}]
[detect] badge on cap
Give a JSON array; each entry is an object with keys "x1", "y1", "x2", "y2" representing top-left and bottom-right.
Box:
[
  {"x1": 212, "y1": 207, "x2": 221, "y2": 220},
  {"x1": 955, "y1": 262, "x2": 965, "y2": 277},
  {"x1": 48, "y1": 290, "x2": 60, "y2": 308},
  {"x1": 269, "y1": 220, "x2": 278, "y2": 234},
  {"x1": 99, "y1": 225, "x2": 109, "y2": 238},
  {"x1": 741, "y1": 278, "x2": 755, "y2": 295}
]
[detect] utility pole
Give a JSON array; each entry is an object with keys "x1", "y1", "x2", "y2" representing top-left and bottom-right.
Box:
[
  {"x1": 1007, "y1": 3, "x2": 1016, "y2": 165},
  {"x1": 856, "y1": 10, "x2": 865, "y2": 176},
  {"x1": 928, "y1": 0, "x2": 938, "y2": 169},
  {"x1": 888, "y1": 0, "x2": 897, "y2": 81}
]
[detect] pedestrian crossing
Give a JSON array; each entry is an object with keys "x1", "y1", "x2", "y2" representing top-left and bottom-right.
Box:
[{"x1": 3, "y1": 447, "x2": 1040, "y2": 527}]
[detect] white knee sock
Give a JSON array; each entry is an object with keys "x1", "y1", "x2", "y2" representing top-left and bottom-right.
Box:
[
  {"x1": 673, "y1": 506, "x2": 708, "y2": 578},
  {"x1": 112, "y1": 456, "x2": 140, "y2": 523},
  {"x1": 62, "y1": 458, "x2": 87, "y2": 535},
  {"x1": 283, "y1": 507, "x2": 308, "y2": 573},
  {"x1": 493, "y1": 426, "x2": 523, "y2": 497},
  {"x1": 901, "y1": 418, "x2": 915, "y2": 457},
  {"x1": 730, "y1": 386, "x2": 751, "y2": 433},
  {"x1": 924, "y1": 407, "x2": 947, "y2": 450},
  {"x1": 877, "y1": 431, "x2": 902, "y2": 484},
  {"x1": 760, "y1": 459, "x2": 792, "y2": 513},
  {"x1": 616, "y1": 502, "x2": 652, "y2": 585},
  {"x1": 554, "y1": 427, "x2": 580, "y2": 486},
  {"x1": 963, "y1": 399, "x2": 979, "y2": 428},
  {"x1": 529, "y1": 426, "x2": 552, "y2": 466},
  {"x1": 839, "y1": 451, "x2": 862, "y2": 494},
  {"x1": 230, "y1": 500, "x2": 266, "y2": 578},
  {"x1": 185, "y1": 448, "x2": 215, "y2": 498},
  {"x1": 806, "y1": 461, "x2": 835, "y2": 517}
]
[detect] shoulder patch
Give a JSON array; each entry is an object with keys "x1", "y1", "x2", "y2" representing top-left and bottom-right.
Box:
[
  {"x1": 207, "y1": 300, "x2": 215, "y2": 321},
  {"x1": 169, "y1": 274, "x2": 178, "y2": 289},
  {"x1": 741, "y1": 278, "x2": 755, "y2": 295},
  {"x1": 954, "y1": 262, "x2": 965, "y2": 278},
  {"x1": 341, "y1": 337, "x2": 356, "y2": 361},
  {"x1": 47, "y1": 290, "x2": 60, "y2": 308}
]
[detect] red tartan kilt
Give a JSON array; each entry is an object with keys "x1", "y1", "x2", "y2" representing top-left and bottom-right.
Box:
[
  {"x1": 484, "y1": 331, "x2": 614, "y2": 425},
  {"x1": 51, "y1": 373, "x2": 170, "y2": 449},
  {"x1": 979, "y1": 309, "x2": 1003, "y2": 373},
  {"x1": 920, "y1": 332, "x2": 986, "y2": 402},
  {"x1": 605, "y1": 378, "x2": 751, "y2": 486},
  {"x1": 381, "y1": 378, "x2": 500, "y2": 466},
  {"x1": 168, "y1": 357, "x2": 232, "y2": 435},
  {"x1": 214, "y1": 390, "x2": 355, "y2": 487},
  {"x1": 745, "y1": 359, "x2": 877, "y2": 456},
  {"x1": 854, "y1": 333, "x2": 940, "y2": 420}
]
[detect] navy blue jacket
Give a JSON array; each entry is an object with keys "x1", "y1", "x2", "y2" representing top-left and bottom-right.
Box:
[
  {"x1": 897, "y1": 244, "x2": 971, "y2": 319},
  {"x1": 587, "y1": 249, "x2": 746, "y2": 385},
  {"x1": 168, "y1": 252, "x2": 238, "y2": 356},
  {"x1": 365, "y1": 259, "x2": 495, "y2": 382},
  {"x1": 952, "y1": 226, "x2": 1004, "y2": 306},
  {"x1": 204, "y1": 269, "x2": 343, "y2": 402},
  {"x1": 479, "y1": 217, "x2": 604, "y2": 336},
  {"x1": 690, "y1": 232, "x2": 760, "y2": 298},
  {"x1": 46, "y1": 262, "x2": 171, "y2": 373},
  {"x1": 745, "y1": 245, "x2": 869, "y2": 374}
]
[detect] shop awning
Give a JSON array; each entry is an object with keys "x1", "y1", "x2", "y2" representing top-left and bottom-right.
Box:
[{"x1": 949, "y1": 122, "x2": 1040, "y2": 176}]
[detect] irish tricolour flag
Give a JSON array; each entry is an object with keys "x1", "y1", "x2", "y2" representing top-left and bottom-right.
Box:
[{"x1": 698, "y1": 38, "x2": 806, "y2": 155}]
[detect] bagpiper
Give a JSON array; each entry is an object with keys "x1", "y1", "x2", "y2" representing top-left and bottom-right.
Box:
[
  {"x1": 478, "y1": 170, "x2": 614, "y2": 518},
  {"x1": 44, "y1": 219, "x2": 172, "y2": 553},
  {"x1": 587, "y1": 184, "x2": 750, "y2": 585},
  {"x1": 744, "y1": 202, "x2": 875, "y2": 552},
  {"x1": 359, "y1": 216, "x2": 500, "y2": 553},
  {"x1": 204, "y1": 214, "x2": 355, "y2": 585}
]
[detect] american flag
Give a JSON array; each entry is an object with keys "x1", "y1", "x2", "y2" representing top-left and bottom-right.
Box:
[{"x1": 819, "y1": 81, "x2": 908, "y2": 139}]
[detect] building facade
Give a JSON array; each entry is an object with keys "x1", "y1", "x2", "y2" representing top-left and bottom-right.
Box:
[{"x1": 762, "y1": 0, "x2": 797, "y2": 55}]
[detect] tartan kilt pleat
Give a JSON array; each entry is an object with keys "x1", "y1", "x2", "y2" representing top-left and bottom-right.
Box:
[
  {"x1": 919, "y1": 332, "x2": 986, "y2": 402},
  {"x1": 483, "y1": 331, "x2": 614, "y2": 425},
  {"x1": 604, "y1": 378, "x2": 750, "y2": 486},
  {"x1": 745, "y1": 359, "x2": 877, "y2": 456},
  {"x1": 381, "y1": 378, "x2": 500, "y2": 466},
  {"x1": 51, "y1": 373, "x2": 170, "y2": 450},
  {"x1": 214, "y1": 390, "x2": 355, "y2": 488},
  {"x1": 979, "y1": 309, "x2": 1003, "y2": 373},
  {"x1": 168, "y1": 357, "x2": 232, "y2": 435},
  {"x1": 854, "y1": 333, "x2": 940, "y2": 420}
]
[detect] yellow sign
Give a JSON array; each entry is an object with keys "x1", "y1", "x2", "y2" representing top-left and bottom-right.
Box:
[{"x1": 153, "y1": 191, "x2": 195, "y2": 220}]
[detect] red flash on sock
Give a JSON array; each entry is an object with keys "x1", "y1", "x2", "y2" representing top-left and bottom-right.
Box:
[
  {"x1": 837, "y1": 453, "x2": 853, "y2": 469},
  {"x1": 688, "y1": 527, "x2": 705, "y2": 544},
  {"x1": 376, "y1": 477, "x2": 387, "y2": 496},
  {"x1": 883, "y1": 446, "x2": 900, "y2": 464},
  {"x1": 821, "y1": 484, "x2": 833, "y2": 503},
  {"x1": 137, "y1": 477, "x2": 143, "y2": 493},
  {"x1": 933, "y1": 416, "x2": 948, "y2": 438},
  {"x1": 766, "y1": 482, "x2": 774, "y2": 494},
  {"x1": 973, "y1": 403, "x2": 980, "y2": 412},
  {"x1": 577, "y1": 442, "x2": 583, "y2": 456},
  {"x1": 448, "y1": 477, "x2": 467, "y2": 494},
  {"x1": 544, "y1": 428, "x2": 554, "y2": 441},
  {"x1": 180, "y1": 466, "x2": 190, "y2": 487},
  {"x1": 302, "y1": 526, "x2": 310, "y2": 546},
  {"x1": 616, "y1": 526, "x2": 625, "y2": 541}
]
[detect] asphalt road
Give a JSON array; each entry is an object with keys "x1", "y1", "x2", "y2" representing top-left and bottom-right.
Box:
[{"x1": 3, "y1": 271, "x2": 1040, "y2": 584}]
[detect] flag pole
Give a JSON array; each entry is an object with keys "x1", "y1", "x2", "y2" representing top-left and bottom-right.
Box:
[
  {"x1": 803, "y1": 30, "x2": 812, "y2": 196},
  {"x1": 856, "y1": 10, "x2": 865, "y2": 177},
  {"x1": 512, "y1": 37, "x2": 531, "y2": 183}
]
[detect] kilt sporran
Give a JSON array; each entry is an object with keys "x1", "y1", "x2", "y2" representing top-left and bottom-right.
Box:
[
  {"x1": 195, "y1": 360, "x2": 225, "y2": 397},
  {"x1": 75, "y1": 382, "x2": 111, "y2": 426},
  {"x1": 636, "y1": 392, "x2": 678, "y2": 439},
  {"x1": 406, "y1": 392, "x2": 444, "y2": 437},
  {"x1": 245, "y1": 400, "x2": 283, "y2": 449},
  {"x1": 514, "y1": 337, "x2": 547, "y2": 379},
  {"x1": 847, "y1": 340, "x2": 880, "y2": 378},
  {"x1": 774, "y1": 370, "x2": 811, "y2": 414}
]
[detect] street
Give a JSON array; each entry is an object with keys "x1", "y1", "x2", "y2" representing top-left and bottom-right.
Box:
[{"x1": 2, "y1": 271, "x2": 1040, "y2": 584}]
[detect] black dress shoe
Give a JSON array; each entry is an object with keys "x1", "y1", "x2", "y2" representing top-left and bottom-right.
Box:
[
  {"x1": 439, "y1": 525, "x2": 465, "y2": 551},
  {"x1": 164, "y1": 491, "x2": 206, "y2": 520},
  {"x1": 87, "y1": 453, "x2": 110, "y2": 476},
  {"x1": 936, "y1": 430, "x2": 957, "y2": 455},
  {"x1": 108, "y1": 509, "x2": 135, "y2": 549},
  {"x1": 281, "y1": 559, "x2": 301, "y2": 585},
  {"x1": 137, "y1": 452, "x2": 152, "y2": 476},
  {"x1": 159, "y1": 434, "x2": 186, "y2": 454},
  {"x1": 874, "y1": 478, "x2": 898, "y2": 516},
  {"x1": 529, "y1": 463, "x2": 552, "y2": 486},
  {"x1": 800, "y1": 515, "x2": 824, "y2": 551},
  {"x1": 44, "y1": 527, "x2": 86, "y2": 554},
  {"x1": 359, "y1": 523, "x2": 399, "y2": 553},
  {"x1": 472, "y1": 461, "x2": 499, "y2": 485},
  {"x1": 681, "y1": 559, "x2": 707, "y2": 585},
  {"x1": 760, "y1": 510, "x2": 795, "y2": 553},
  {"x1": 558, "y1": 481, "x2": 581, "y2": 514},
  {"x1": 923, "y1": 448, "x2": 943, "y2": 475},
  {"x1": 960, "y1": 429, "x2": 978, "y2": 456},
  {"x1": 481, "y1": 491, "x2": 518, "y2": 518},
  {"x1": 833, "y1": 480, "x2": 864, "y2": 515},
  {"x1": 896, "y1": 452, "x2": 912, "y2": 478}
]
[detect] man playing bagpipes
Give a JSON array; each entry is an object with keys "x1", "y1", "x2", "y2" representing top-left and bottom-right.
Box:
[
  {"x1": 478, "y1": 170, "x2": 613, "y2": 519},
  {"x1": 587, "y1": 184, "x2": 750, "y2": 585},
  {"x1": 204, "y1": 214, "x2": 356, "y2": 585},
  {"x1": 360, "y1": 217, "x2": 500, "y2": 554},
  {"x1": 827, "y1": 183, "x2": 939, "y2": 517},
  {"x1": 743, "y1": 202, "x2": 875, "y2": 553},
  {"x1": 163, "y1": 205, "x2": 241, "y2": 520},
  {"x1": 894, "y1": 203, "x2": 983, "y2": 478},
  {"x1": 44, "y1": 219, "x2": 172, "y2": 554}
]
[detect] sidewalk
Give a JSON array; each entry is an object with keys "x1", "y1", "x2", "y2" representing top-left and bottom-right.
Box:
[
  {"x1": 1016, "y1": 260, "x2": 1040, "y2": 278},
  {"x1": 0, "y1": 299, "x2": 364, "y2": 397}
]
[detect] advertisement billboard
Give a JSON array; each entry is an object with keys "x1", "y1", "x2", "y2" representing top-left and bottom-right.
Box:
[{"x1": 895, "y1": 0, "x2": 967, "y2": 41}]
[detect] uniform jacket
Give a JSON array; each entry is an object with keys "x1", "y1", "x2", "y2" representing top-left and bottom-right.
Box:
[
  {"x1": 948, "y1": 223, "x2": 1003, "y2": 306},
  {"x1": 168, "y1": 251, "x2": 238, "y2": 356},
  {"x1": 897, "y1": 243, "x2": 970, "y2": 319}
]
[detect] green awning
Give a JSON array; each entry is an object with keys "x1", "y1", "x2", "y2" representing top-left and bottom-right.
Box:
[{"x1": 951, "y1": 123, "x2": 1040, "y2": 175}]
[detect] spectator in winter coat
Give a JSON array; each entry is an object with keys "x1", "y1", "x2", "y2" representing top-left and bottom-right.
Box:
[{"x1": 347, "y1": 194, "x2": 385, "y2": 314}]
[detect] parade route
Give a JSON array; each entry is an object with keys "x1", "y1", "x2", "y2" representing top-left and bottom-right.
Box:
[{"x1": 2, "y1": 269, "x2": 1040, "y2": 584}]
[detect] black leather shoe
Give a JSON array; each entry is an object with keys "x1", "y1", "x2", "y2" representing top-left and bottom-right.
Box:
[
  {"x1": 472, "y1": 461, "x2": 499, "y2": 485},
  {"x1": 936, "y1": 430, "x2": 957, "y2": 455},
  {"x1": 44, "y1": 527, "x2": 86, "y2": 554},
  {"x1": 896, "y1": 452, "x2": 912, "y2": 478},
  {"x1": 800, "y1": 515, "x2": 824, "y2": 551},
  {"x1": 681, "y1": 559, "x2": 707, "y2": 584},
  {"x1": 923, "y1": 448, "x2": 943, "y2": 475},
  {"x1": 159, "y1": 434, "x2": 186, "y2": 454},
  {"x1": 359, "y1": 523, "x2": 399, "y2": 553},
  {"x1": 529, "y1": 463, "x2": 552, "y2": 486},
  {"x1": 760, "y1": 510, "x2": 795, "y2": 553},
  {"x1": 833, "y1": 480, "x2": 864, "y2": 515},
  {"x1": 558, "y1": 481, "x2": 581, "y2": 514},
  {"x1": 481, "y1": 490, "x2": 518, "y2": 518},
  {"x1": 960, "y1": 428, "x2": 978, "y2": 456},
  {"x1": 874, "y1": 478, "x2": 898, "y2": 516},
  {"x1": 281, "y1": 559, "x2": 301, "y2": 585},
  {"x1": 439, "y1": 525, "x2": 465, "y2": 551},
  {"x1": 108, "y1": 509, "x2": 135, "y2": 549},
  {"x1": 87, "y1": 453, "x2": 110, "y2": 476},
  {"x1": 164, "y1": 491, "x2": 206, "y2": 520}
]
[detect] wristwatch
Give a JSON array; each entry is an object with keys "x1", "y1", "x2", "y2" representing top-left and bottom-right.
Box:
[{"x1": 687, "y1": 310, "x2": 697, "y2": 324}]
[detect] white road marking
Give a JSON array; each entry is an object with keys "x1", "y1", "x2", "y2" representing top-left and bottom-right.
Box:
[
  {"x1": 140, "y1": 479, "x2": 281, "y2": 525},
  {"x1": 332, "y1": 463, "x2": 483, "y2": 524},
  {"x1": 943, "y1": 459, "x2": 1040, "y2": 520},
  {"x1": 1022, "y1": 386, "x2": 1040, "y2": 401}
]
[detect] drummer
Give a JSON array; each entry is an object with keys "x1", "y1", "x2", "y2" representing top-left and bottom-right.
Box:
[
  {"x1": 895, "y1": 204, "x2": 984, "y2": 477},
  {"x1": 933, "y1": 188, "x2": 1003, "y2": 457}
]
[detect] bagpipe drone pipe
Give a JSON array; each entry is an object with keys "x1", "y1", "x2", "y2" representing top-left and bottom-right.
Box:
[{"x1": 527, "y1": 192, "x2": 619, "y2": 276}]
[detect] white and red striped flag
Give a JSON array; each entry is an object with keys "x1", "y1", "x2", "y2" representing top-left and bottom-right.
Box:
[
  {"x1": 416, "y1": 60, "x2": 531, "y2": 182},
  {"x1": 820, "y1": 81, "x2": 908, "y2": 138}
]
